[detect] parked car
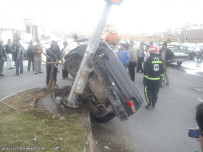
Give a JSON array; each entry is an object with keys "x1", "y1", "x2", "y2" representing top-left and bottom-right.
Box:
[
  {"x1": 179, "y1": 45, "x2": 199, "y2": 59},
  {"x1": 159, "y1": 45, "x2": 189, "y2": 66},
  {"x1": 167, "y1": 46, "x2": 189, "y2": 66}
]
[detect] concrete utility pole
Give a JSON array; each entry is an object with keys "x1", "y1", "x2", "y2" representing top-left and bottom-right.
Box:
[{"x1": 64, "y1": 0, "x2": 122, "y2": 108}]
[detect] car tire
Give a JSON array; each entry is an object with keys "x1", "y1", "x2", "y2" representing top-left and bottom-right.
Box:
[
  {"x1": 91, "y1": 112, "x2": 115, "y2": 123},
  {"x1": 177, "y1": 62, "x2": 182, "y2": 66}
]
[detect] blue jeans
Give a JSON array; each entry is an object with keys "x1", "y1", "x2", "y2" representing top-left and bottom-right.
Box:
[{"x1": 6, "y1": 53, "x2": 12, "y2": 69}]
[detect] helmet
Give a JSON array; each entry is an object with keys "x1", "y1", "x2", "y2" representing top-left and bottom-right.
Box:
[{"x1": 149, "y1": 45, "x2": 159, "y2": 54}]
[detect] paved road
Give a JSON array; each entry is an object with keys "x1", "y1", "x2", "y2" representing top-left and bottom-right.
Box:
[
  {"x1": 0, "y1": 61, "x2": 70, "y2": 99},
  {"x1": 93, "y1": 60, "x2": 203, "y2": 152}
]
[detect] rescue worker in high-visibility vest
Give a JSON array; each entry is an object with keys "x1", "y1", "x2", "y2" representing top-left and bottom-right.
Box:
[{"x1": 144, "y1": 45, "x2": 164, "y2": 109}]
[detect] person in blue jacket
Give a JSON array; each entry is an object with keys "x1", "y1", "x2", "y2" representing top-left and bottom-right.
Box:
[{"x1": 118, "y1": 43, "x2": 131, "y2": 68}]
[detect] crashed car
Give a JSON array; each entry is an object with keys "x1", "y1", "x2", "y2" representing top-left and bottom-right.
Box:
[{"x1": 63, "y1": 40, "x2": 143, "y2": 122}]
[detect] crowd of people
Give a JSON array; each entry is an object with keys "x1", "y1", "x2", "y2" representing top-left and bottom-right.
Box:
[
  {"x1": 0, "y1": 39, "x2": 69, "y2": 88},
  {"x1": 110, "y1": 41, "x2": 175, "y2": 109},
  {"x1": 0, "y1": 39, "x2": 25, "y2": 76}
]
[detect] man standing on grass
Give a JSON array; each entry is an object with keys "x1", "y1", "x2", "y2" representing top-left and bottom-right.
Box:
[{"x1": 46, "y1": 41, "x2": 61, "y2": 87}]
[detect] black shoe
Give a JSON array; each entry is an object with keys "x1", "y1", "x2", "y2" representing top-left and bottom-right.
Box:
[
  {"x1": 145, "y1": 105, "x2": 150, "y2": 109},
  {"x1": 0, "y1": 74, "x2": 4, "y2": 76},
  {"x1": 39, "y1": 72, "x2": 43, "y2": 73}
]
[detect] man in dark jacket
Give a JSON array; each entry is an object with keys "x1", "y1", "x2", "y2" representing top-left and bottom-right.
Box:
[
  {"x1": 144, "y1": 45, "x2": 164, "y2": 109},
  {"x1": 11, "y1": 40, "x2": 17, "y2": 66},
  {"x1": 5, "y1": 39, "x2": 12, "y2": 69},
  {"x1": 159, "y1": 42, "x2": 174, "y2": 86},
  {"x1": 15, "y1": 41, "x2": 24, "y2": 76},
  {"x1": 26, "y1": 41, "x2": 34, "y2": 71},
  {"x1": 46, "y1": 41, "x2": 61, "y2": 86},
  {"x1": 0, "y1": 41, "x2": 6, "y2": 76}
]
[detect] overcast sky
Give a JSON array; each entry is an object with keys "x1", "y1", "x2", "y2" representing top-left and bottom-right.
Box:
[{"x1": 1, "y1": 0, "x2": 203, "y2": 34}]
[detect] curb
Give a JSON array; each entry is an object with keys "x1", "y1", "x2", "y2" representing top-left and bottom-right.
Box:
[
  {"x1": 87, "y1": 108, "x2": 95, "y2": 152},
  {"x1": 0, "y1": 88, "x2": 39, "y2": 103}
]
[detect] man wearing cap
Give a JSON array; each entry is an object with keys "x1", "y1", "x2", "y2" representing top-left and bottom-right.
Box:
[
  {"x1": 144, "y1": 45, "x2": 164, "y2": 109},
  {"x1": 159, "y1": 42, "x2": 174, "y2": 86},
  {"x1": 0, "y1": 41, "x2": 6, "y2": 76}
]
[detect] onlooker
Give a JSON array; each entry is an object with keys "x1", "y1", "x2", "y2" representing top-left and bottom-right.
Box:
[
  {"x1": 137, "y1": 42, "x2": 145, "y2": 73},
  {"x1": 33, "y1": 40, "x2": 43, "y2": 74},
  {"x1": 0, "y1": 41, "x2": 6, "y2": 76},
  {"x1": 144, "y1": 45, "x2": 164, "y2": 109},
  {"x1": 159, "y1": 42, "x2": 174, "y2": 86},
  {"x1": 196, "y1": 103, "x2": 203, "y2": 151},
  {"x1": 128, "y1": 41, "x2": 137, "y2": 81},
  {"x1": 15, "y1": 41, "x2": 24, "y2": 76},
  {"x1": 46, "y1": 41, "x2": 61, "y2": 86},
  {"x1": 55, "y1": 41, "x2": 60, "y2": 52},
  {"x1": 118, "y1": 43, "x2": 131, "y2": 69},
  {"x1": 11, "y1": 40, "x2": 17, "y2": 66},
  {"x1": 143, "y1": 45, "x2": 150, "y2": 84},
  {"x1": 26, "y1": 41, "x2": 34, "y2": 71},
  {"x1": 5, "y1": 39, "x2": 12, "y2": 69},
  {"x1": 110, "y1": 43, "x2": 119, "y2": 58},
  {"x1": 61, "y1": 41, "x2": 69, "y2": 79}
]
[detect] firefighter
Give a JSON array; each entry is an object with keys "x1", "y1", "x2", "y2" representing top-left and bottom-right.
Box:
[{"x1": 144, "y1": 45, "x2": 164, "y2": 109}]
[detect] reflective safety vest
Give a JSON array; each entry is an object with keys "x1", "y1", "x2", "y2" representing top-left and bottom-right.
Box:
[{"x1": 144, "y1": 54, "x2": 164, "y2": 81}]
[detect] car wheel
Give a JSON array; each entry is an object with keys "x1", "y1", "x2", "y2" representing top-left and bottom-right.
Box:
[
  {"x1": 88, "y1": 100, "x2": 115, "y2": 123},
  {"x1": 91, "y1": 112, "x2": 115, "y2": 123},
  {"x1": 177, "y1": 62, "x2": 182, "y2": 66},
  {"x1": 190, "y1": 53, "x2": 195, "y2": 59}
]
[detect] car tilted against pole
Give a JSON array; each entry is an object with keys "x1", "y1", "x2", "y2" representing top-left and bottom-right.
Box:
[{"x1": 63, "y1": 0, "x2": 143, "y2": 122}]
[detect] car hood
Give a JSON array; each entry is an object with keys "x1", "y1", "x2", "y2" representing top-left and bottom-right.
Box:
[{"x1": 174, "y1": 52, "x2": 189, "y2": 57}]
